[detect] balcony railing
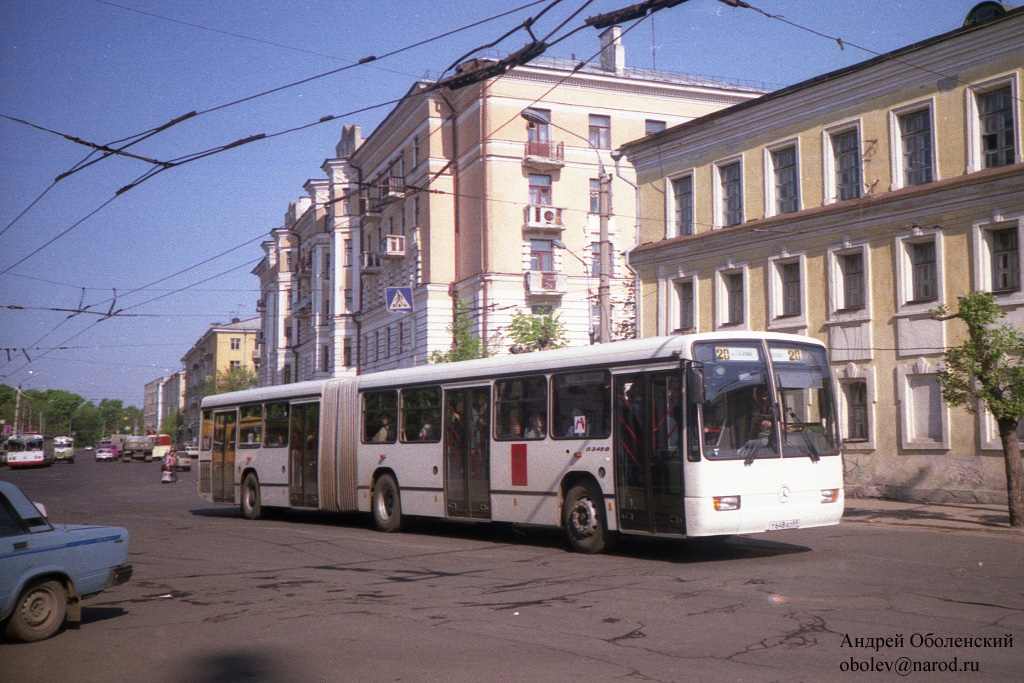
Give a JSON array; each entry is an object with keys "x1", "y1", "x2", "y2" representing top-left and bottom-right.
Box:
[
  {"x1": 524, "y1": 270, "x2": 567, "y2": 295},
  {"x1": 523, "y1": 139, "x2": 565, "y2": 170},
  {"x1": 382, "y1": 234, "x2": 406, "y2": 258}
]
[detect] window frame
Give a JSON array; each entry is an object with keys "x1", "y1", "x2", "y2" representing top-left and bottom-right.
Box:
[
  {"x1": 972, "y1": 213, "x2": 1024, "y2": 307},
  {"x1": 826, "y1": 241, "x2": 872, "y2": 324},
  {"x1": 835, "y1": 364, "x2": 875, "y2": 450},
  {"x1": 966, "y1": 75, "x2": 1020, "y2": 173},
  {"x1": 528, "y1": 173, "x2": 552, "y2": 206},
  {"x1": 889, "y1": 101, "x2": 938, "y2": 190},
  {"x1": 493, "y1": 376, "x2": 548, "y2": 441},
  {"x1": 400, "y1": 386, "x2": 442, "y2": 443},
  {"x1": 715, "y1": 264, "x2": 748, "y2": 330},
  {"x1": 895, "y1": 228, "x2": 944, "y2": 315},
  {"x1": 673, "y1": 277, "x2": 696, "y2": 333},
  {"x1": 529, "y1": 238, "x2": 554, "y2": 272},
  {"x1": 767, "y1": 253, "x2": 807, "y2": 331},
  {"x1": 822, "y1": 121, "x2": 863, "y2": 204},
  {"x1": 668, "y1": 172, "x2": 695, "y2": 237},
  {"x1": 713, "y1": 157, "x2": 744, "y2": 229},
  {"x1": 588, "y1": 114, "x2": 611, "y2": 150},
  {"x1": 763, "y1": 140, "x2": 801, "y2": 217}
]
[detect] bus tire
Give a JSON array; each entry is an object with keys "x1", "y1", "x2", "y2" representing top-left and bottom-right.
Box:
[
  {"x1": 372, "y1": 474, "x2": 402, "y2": 533},
  {"x1": 563, "y1": 482, "x2": 611, "y2": 554},
  {"x1": 5, "y1": 579, "x2": 67, "y2": 643},
  {"x1": 241, "y1": 473, "x2": 262, "y2": 520}
]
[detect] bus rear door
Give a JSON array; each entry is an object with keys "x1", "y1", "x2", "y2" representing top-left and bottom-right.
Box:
[{"x1": 443, "y1": 387, "x2": 491, "y2": 520}]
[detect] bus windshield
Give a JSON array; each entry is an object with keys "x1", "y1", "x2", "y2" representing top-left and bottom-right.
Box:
[{"x1": 694, "y1": 341, "x2": 838, "y2": 461}]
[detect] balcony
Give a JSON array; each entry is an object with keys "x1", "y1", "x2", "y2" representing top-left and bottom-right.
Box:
[
  {"x1": 359, "y1": 195, "x2": 383, "y2": 219},
  {"x1": 362, "y1": 251, "x2": 383, "y2": 272},
  {"x1": 524, "y1": 271, "x2": 567, "y2": 296},
  {"x1": 524, "y1": 205, "x2": 565, "y2": 232},
  {"x1": 523, "y1": 140, "x2": 565, "y2": 170},
  {"x1": 383, "y1": 176, "x2": 405, "y2": 200},
  {"x1": 383, "y1": 234, "x2": 406, "y2": 258}
]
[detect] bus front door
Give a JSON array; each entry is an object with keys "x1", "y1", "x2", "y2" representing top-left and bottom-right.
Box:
[
  {"x1": 444, "y1": 387, "x2": 491, "y2": 520},
  {"x1": 289, "y1": 402, "x2": 320, "y2": 508},
  {"x1": 212, "y1": 410, "x2": 237, "y2": 504},
  {"x1": 614, "y1": 371, "x2": 685, "y2": 535}
]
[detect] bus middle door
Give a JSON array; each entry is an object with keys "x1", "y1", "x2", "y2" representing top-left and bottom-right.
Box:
[
  {"x1": 212, "y1": 410, "x2": 237, "y2": 504},
  {"x1": 614, "y1": 371, "x2": 685, "y2": 535},
  {"x1": 443, "y1": 387, "x2": 491, "y2": 520}
]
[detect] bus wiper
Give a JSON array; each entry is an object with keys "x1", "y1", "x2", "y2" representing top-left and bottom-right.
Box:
[
  {"x1": 743, "y1": 441, "x2": 761, "y2": 466},
  {"x1": 785, "y1": 407, "x2": 820, "y2": 462}
]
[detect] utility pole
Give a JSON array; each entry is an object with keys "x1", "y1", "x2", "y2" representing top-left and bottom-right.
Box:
[
  {"x1": 598, "y1": 171, "x2": 612, "y2": 344},
  {"x1": 13, "y1": 386, "x2": 21, "y2": 437}
]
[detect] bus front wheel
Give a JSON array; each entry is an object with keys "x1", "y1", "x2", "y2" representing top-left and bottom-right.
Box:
[
  {"x1": 372, "y1": 474, "x2": 402, "y2": 532},
  {"x1": 563, "y1": 482, "x2": 611, "y2": 554},
  {"x1": 241, "y1": 473, "x2": 262, "y2": 520}
]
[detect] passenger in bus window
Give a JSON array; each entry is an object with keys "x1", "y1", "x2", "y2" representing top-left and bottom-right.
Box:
[
  {"x1": 372, "y1": 416, "x2": 393, "y2": 443},
  {"x1": 418, "y1": 422, "x2": 435, "y2": 440},
  {"x1": 525, "y1": 414, "x2": 545, "y2": 439},
  {"x1": 503, "y1": 421, "x2": 524, "y2": 440}
]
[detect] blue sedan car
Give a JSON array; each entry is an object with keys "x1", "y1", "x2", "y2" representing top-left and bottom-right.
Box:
[{"x1": 0, "y1": 481, "x2": 133, "y2": 642}]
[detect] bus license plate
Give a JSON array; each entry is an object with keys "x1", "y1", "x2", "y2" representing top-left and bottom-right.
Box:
[{"x1": 768, "y1": 519, "x2": 800, "y2": 530}]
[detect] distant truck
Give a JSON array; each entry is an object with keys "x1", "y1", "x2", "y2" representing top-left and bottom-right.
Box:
[{"x1": 120, "y1": 435, "x2": 154, "y2": 462}]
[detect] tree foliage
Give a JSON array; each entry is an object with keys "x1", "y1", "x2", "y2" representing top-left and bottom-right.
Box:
[
  {"x1": 936, "y1": 291, "x2": 1024, "y2": 527},
  {"x1": 160, "y1": 411, "x2": 183, "y2": 437},
  {"x1": 506, "y1": 307, "x2": 568, "y2": 353},
  {"x1": 203, "y1": 366, "x2": 258, "y2": 396},
  {"x1": 429, "y1": 296, "x2": 490, "y2": 363},
  {"x1": 0, "y1": 385, "x2": 142, "y2": 447}
]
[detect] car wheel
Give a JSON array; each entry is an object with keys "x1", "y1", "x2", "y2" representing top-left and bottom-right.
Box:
[
  {"x1": 371, "y1": 474, "x2": 402, "y2": 532},
  {"x1": 241, "y1": 473, "x2": 262, "y2": 520},
  {"x1": 563, "y1": 482, "x2": 612, "y2": 554},
  {"x1": 5, "y1": 579, "x2": 67, "y2": 643}
]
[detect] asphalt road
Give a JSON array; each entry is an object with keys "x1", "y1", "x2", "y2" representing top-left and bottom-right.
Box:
[{"x1": 1, "y1": 452, "x2": 1021, "y2": 682}]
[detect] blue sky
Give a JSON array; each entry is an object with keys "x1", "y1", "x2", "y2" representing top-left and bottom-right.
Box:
[{"x1": 0, "y1": 0, "x2": 991, "y2": 406}]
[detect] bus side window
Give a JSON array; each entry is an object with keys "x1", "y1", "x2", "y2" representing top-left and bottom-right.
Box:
[
  {"x1": 551, "y1": 370, "x2": 611, "y2": 439},
  {"x1": 239, "y1": 404, "x2": 263, "y2": 448},
  {"x1": 264, "y1": 402, "x2": 290, "y2": 448},
  {"x1": 494, "y1": 376, "x2": 547, "y2": 440},
  {"x1": 401, "y1": 386, "x2": 442, "y2": 443},
  {"x1": 363, "y1": 390, "x2": 398, "y2": 444}
]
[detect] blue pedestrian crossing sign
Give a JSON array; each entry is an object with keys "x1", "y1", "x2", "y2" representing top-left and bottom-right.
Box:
[{"x1": 385, "y1": 287, "x2": 414, "y2": 313}]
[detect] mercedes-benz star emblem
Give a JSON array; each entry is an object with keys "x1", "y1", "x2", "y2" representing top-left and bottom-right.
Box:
[{"x1": 778, "y1": 486, "x2": 791, "y2": 503}]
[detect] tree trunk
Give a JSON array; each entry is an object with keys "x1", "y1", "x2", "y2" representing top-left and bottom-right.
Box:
[{"x1": 996, "y1": 418, "x2": 1024, "y2": 528}]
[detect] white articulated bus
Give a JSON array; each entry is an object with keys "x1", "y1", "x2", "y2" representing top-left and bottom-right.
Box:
[{"x1": 198, "y1": 332, "x2": 844, "y2": 553}]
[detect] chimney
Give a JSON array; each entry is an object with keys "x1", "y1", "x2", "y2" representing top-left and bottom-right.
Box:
[
  {"x1": 599, "y1": 26, "x2": 625, "y2": 74},
  {"x1": 336, "y1": 125, "x2": 362, "y2": 159}
]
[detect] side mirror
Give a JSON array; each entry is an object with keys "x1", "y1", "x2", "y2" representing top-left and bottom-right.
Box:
[{"x1": 686, "y1": 366, "x2": 705, "y2": 405}]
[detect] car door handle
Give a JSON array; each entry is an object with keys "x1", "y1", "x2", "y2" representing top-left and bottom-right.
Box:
[{"x1": 13, "y1": 542, "x2": 28, "y2": 550}]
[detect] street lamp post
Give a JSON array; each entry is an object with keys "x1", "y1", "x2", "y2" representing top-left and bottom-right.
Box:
[{"x1": 521, "y1": 109, "x2": 612, "y2": 343}]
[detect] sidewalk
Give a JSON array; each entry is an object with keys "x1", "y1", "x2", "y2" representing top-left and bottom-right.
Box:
[{"x1": 843, "y1": 497, "x2": 1020, "y2": 534}]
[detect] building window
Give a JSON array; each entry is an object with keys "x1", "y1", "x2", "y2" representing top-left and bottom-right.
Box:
[
  {"x1": 780, "y1": 262, "x2": 801, "y2": 316},
  {"x1": 590, "y1": 178, "x2": 600, "y2": 213},
  {"x1": 726, "y1": 272, "x2": 744, "y2": 325},
  {"x1": 911, "y1": 241, "x2": 937, "y2": 303},
  {"x1": 833, "y1": 129, "x2": 862, "y2": 201},
  {"x1": 414, "y1": 196, "x2": 421, "y2": 226},
  {"x1": 412, "y1": 135, "x2": 420, "y2": 167},
  {"x1": 529, "y1": 174, "x2": 552, "y2": 206},
  {"x1": 344, "y1": 239, "x2": 352, "y2": 266},
  {"x1": 672, "y1": 175, "x2": 693, "y2": 236},
  {"x1": 899, "y1": 109, "x2": 933, "y2": 186},
  {"x1": 991, "y1": 227, "x2": 1020, "y2": 292},
  {"x1": 978, "y1": 86, "x2": 1016, "y2": 169},
  {"x1": 676, "y1": 280, "x2": 694, "y2": 331},
  {"x1": 588, "y1": 114, "x2": 610, "y2": 149},
  {"x1": 772, "y1": 146, "x2": 800, "y2": 214},
  {"x1": 322, "y1": 345, "x2": 330, "y2": 370},
  {"x1": 840, "y1": 252, "x2": 865, "y2": 310},
  {"x1": 344, "y1": 338, "x2": 352, "y2": 367},
  {"x1": 645, "y1": 119, "x2": 666, "y2": 135},
  {"x1": 229, "y1": 360, "x2": 241, "y2": 369},
  {"x1": 230, "y1": 338, "x2": 241, "y2": 350},
  {"x1": 527, "y1": 108, "x2": 550, "y2": 141},
  {"x1": 344, "y1": 289, "x2": 353, "y2": 312},
  {"x1": 718, "y1": 161, "x2": 743, "y2": 227},
  {"x1": 845, "y1": 381, "x2": 868, "y2": 441},
  {"x1": 530, "y1": 239, "x2": 553, "y2": 272},
  {"x1": 590, "y1": 243, "x2": 601, "y2": 276}
]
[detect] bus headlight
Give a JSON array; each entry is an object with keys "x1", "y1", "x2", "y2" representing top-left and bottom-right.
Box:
[
  {"x1": 821, "y1": 488, "x2": 840, "y2": 504},
  {"x1": 713, "y1": 495, "x2": 740, "y2": 511}
]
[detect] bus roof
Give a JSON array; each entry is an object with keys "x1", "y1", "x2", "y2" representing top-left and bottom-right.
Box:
[{"x1": 201, "y1": 332, "x2": 824, "y2": 409}]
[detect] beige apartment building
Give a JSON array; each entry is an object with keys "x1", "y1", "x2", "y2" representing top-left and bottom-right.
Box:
[
  {"x1": 622, "y1": 7, "x2": 1024, "y2": 502},
  {"x1": 181, "y1": 317, "x2": 260, "y2": 442},
  {"x1": 255, "y1": 27, "x2": 765, "y2": 383}
]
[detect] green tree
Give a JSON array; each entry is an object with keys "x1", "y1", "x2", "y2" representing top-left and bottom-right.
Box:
[
  {"x1": 203, "y1": 366, "x2": 258, "y2": 396},
  {"x1": 936, "y1": 292, "x2": 1024, "y2": 528},
  {"x1": 160, "y1": 411, "x2": 183, "y2": 437},
  {"x1": 506, "y1": 307, "x2": 568, "y2": 353},
  {"x1": 98, "y1": 399, "x2": 125, "y2": 436},
  {"x1": 72, "y1": 402, "x2": 104, "y2": 447},
  {"x1": 429, "y1": 296, "x2": 491, "y2": 363},
  {"x1": 123, "y1": 405, "x2": 145, "y2": 434}
]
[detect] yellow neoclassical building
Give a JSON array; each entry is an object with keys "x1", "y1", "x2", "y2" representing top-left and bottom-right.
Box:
[
  {"x1": 255, "y1": 27, "x2": 765, "y2": 383},
  {"x1": 622, "y1": 7, "x2": 1024, "y2": 503}
]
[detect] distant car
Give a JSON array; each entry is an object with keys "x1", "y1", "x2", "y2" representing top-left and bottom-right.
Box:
[
  {"x1": 173, "y1": 448, "x2": 192, "y2": 472},
  {"x1": 0, "y1": 481, "x2": 132, "y2": 642},
  {"x1": 95, "y1": 446, "x2": 117, "y2": 462}
]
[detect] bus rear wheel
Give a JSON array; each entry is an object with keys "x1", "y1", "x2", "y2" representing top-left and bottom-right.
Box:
[
  {"x1": 563, "y1": 482, "x2": 611, "y2": 554},
  {"x1": 372, "y1": 474, "x2": 402, "y2": 532},
  {"x1": 241, "y1": 473, "x2": 262, "y2": 520}
]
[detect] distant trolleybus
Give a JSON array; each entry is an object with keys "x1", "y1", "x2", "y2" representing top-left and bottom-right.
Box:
[
  {"x1": 53, "y1": 436, "x2": 75, "y2": 464},
  {"x1": 6, "y1": 434, "x2": 50, "y2": 468},
  {"x1": 198, "y1": 332, "x2": 844, "y2": 553}
]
